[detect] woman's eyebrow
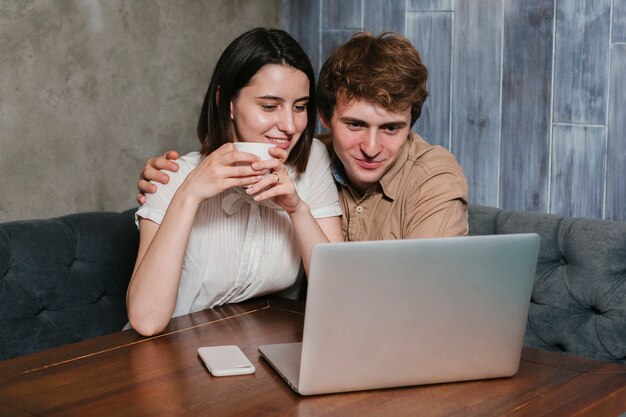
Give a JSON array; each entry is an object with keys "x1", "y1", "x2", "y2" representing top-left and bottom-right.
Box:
[{"x1": 257, "y1": 95, "x2": 310, "y2": 102}]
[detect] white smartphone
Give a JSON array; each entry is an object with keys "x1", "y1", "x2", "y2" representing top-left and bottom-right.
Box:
[{"x1": 197, "y1": 345, "x2": 255, "y2": 377}]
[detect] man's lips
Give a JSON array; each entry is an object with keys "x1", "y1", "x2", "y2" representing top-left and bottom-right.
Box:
[{"x1": 355, "y1": 158, "x2": 384, "y2": 170}]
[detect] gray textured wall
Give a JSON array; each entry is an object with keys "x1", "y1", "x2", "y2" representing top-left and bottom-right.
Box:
[
  {"x1": 284, "y1": 0, "x2": 626, "y2": 221},
  {"x1": 0, "y1": 0, "x2": 281, "y2": 222}
]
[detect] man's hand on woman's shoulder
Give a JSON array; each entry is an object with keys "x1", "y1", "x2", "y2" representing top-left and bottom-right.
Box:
[{"x1": 137, "y1": 150, "x2": 181, "y2": 205}]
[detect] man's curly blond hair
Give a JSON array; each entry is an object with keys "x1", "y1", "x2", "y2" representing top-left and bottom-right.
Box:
[{"x1": 317, "y1": 32, "x2": 429, "y2": 127}]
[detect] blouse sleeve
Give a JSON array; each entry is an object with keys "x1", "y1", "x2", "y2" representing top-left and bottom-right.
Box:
[
  {"x1": 299, "y1": 139, "x2": 343, "y2": 219},
  {"x1": 134, "y1": 153, "x2": 197, "y2": 228}
]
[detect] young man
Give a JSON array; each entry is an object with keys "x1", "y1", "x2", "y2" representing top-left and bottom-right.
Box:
[{"x1": 137, "y1": 32, "x2": 468, "y2": 240}]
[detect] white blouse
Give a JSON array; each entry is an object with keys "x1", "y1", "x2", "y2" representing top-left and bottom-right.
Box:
[{"x1": 135, "y1": 139, "x2": 342, "y2": 318}]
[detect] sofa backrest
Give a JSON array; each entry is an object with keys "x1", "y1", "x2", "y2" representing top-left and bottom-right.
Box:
[
  {"x1": 0, "y1": 210, "x2": 138, "y2": 360},
  {"x1": 469, "y1": 205, "x2": 626, "y2": 364},
  {"x1": 2, "y1": 205, "x2": 624, "y2": 364}
]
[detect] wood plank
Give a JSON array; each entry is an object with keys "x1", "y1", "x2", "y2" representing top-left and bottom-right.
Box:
[
  {"x1": 613, "y1": 0, "x2": 626, "y2": 43},
  {"x1": 553, "y1": 0, "x2": 611, "y2": 124},
  {"x1": 320, "y1": 29, "x2": 360, "y2": 66},
  {"x1": 606, "y1": 44, "x2": 626, "y2": 221},
  {"x1": 407, "y1": 12, "x2": 453, "y2": 148},
  {"x1": 508, "y1": 370, "x2": 626, "y2": 417},
  {"x1": 0, "y1": 403, "x2": 38, "y2": 417},
  {"x1": 282, "y1": 0, "x2": 321, "y2": 76},
  {"x1": 500, "y1": 0, "x2": 554, "y2": 212},
  {"x1": 0, "y1": 298, "x2": 270, "y2": 379},
  {"x1": 317, "y1": 29, "x2": 360, "y2": 134},
  {"x1": 321, "y1": 0, "x2": 361, "y2": 30},
  {"x1": 450, "y1": 0, "x2": 503, "y2": 207},
  {"x1": 0, "y1": 297, "x2": 625, "y2": 416},
  {"x1": 408, "y1": 0, "x2": 454, "y2": 12},
  {"x1": 550, "y1": 125, "x2": 606, "y2": 218},
  {"x1": 0, "y1": 305, "x2": 306, "y2": 417},
  {"x1": 363, "y1": 0, "x2": 406, "y2": 34}
]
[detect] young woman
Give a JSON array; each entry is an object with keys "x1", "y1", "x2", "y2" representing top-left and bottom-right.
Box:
[{"x1": 127, "y1": 28, "x2": 343, "y2": 336}]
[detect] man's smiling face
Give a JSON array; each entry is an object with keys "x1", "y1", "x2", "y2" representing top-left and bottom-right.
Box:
[{"x1": 322, "y1": 93, "x2": 412, "y2": 194}]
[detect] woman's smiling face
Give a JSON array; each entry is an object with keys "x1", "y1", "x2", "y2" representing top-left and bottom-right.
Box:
[{"x1": 230, "y1": 64, "x2": 310, "y2": 155}]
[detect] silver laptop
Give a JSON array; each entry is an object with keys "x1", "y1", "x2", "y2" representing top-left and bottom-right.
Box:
[{"x1": 259, "y1": 234, "x2": 540, "y2": 396}]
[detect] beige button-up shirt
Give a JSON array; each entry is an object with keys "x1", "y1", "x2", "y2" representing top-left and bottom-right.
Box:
[{"x1": 332, "y1": 132, "x2": 469, "y2": 241}]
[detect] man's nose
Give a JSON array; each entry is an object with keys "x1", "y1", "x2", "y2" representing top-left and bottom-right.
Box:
[
  {"x1": 277, "y1": 109, "x2": 295, "y2": 134},
  {"x1": 360, "y1": 130, "x2": 381, "y2": 157}
]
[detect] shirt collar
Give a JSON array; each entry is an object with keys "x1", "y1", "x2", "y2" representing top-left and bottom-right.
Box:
[
  {"x1": 378, "y1": 133, "x2": 414, "y2": 200},
  {"x1": 331, "y1": 152, "x2": 349, "y2": 187}
]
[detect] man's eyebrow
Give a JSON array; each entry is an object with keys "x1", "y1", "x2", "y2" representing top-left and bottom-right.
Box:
[
  {"x1": 380, "y1": 121, "x2": 408, "y2": 128},
  {"x1": 338, "y1": 118, "x2": 407, "y2": 128},
  {"x1": 256, "y1": 95, "x2": 310, "y2": 102},
  {"x1": 339, "y1": 117, "x2": 368, "y2": 125}
]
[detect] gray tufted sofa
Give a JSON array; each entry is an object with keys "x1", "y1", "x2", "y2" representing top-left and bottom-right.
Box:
[
  {"x1": 0, "y1": 209, "x2": 138, "y2": 361},
  {"x1": 0, "y1": 206, "x2": 625, "y2": 364},
  {"x1": 469, "y1": 205, "x2": 626, "y2": 364}
]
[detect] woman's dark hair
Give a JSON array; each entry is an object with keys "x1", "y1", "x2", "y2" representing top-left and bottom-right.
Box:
[{"x1": 197, "y1": 27, "x2": 316, "y2": 173}]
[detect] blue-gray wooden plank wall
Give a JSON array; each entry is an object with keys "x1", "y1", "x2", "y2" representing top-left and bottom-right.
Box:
[{"x1": 283, "y1": 0, "x2": 625, "y2": 221}]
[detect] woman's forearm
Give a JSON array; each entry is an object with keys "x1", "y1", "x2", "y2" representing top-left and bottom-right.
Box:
[
  {"x1": 289, "y1": 204, "x2": 342, "y2": 277},
  {"x1": 127, "y1": 188, "x2": 200, "y2": 336}
]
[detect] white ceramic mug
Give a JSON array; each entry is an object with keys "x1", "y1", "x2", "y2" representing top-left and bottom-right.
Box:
[{"x1": 233, "y1": 142, "x2": 275, "y2": 161}]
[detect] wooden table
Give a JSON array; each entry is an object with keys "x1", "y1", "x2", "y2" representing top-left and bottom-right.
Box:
[{"x1": 0, "y1": 297, "x2": 625, "y2": 417}]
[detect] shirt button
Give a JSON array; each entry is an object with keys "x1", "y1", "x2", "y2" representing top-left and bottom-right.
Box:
[{"x1": 356, "y1": 206, "x2": 363, "y2": 213}]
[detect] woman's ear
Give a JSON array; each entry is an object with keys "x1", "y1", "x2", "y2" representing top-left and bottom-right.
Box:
[{"x1": 216, "y1": 86, "x2": 234, "y2": 120}]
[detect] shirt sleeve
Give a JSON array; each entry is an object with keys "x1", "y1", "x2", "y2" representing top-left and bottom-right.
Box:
[
  {"x1": 134, "y1": 155, "x2": 194, "y2": 228},
  {"x1": 299, "y1": 139, "x2": 343, "y2": 219},
  {"x1": 404, "y1": 166, "x2": 469, "y2": 239}
]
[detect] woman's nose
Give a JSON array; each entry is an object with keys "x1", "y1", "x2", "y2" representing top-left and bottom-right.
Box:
[{"x1": 277, "y1": 109, "x2": 296, "y2": 134}]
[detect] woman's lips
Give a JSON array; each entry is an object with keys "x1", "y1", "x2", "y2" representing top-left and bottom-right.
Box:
[{"x1": 267, "y1": 137, "x2": 291, "y2": 150}]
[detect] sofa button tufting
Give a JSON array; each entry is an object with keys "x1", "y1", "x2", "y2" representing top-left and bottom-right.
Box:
[{"x1": 589, "y1": 305, "x2": 602, "y2": 315}]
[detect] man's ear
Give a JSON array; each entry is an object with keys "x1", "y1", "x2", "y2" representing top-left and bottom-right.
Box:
[{"x1": 318, "y1": 109, "x2": 331, "y2": 128}]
